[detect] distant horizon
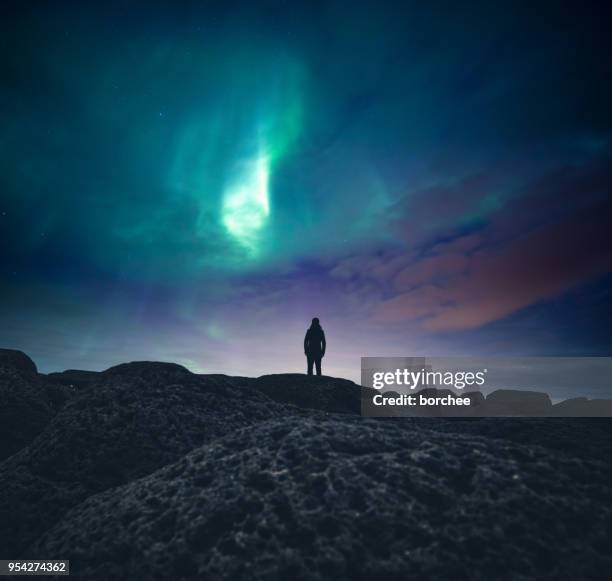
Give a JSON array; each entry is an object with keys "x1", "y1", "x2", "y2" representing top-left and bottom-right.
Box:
[{"x1": 8, "y1": 346, "x2": 611, "y2": 404}]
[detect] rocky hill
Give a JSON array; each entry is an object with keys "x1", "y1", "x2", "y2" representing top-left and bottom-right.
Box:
[
  {"x1": 1, "y1": 350, "x2": 611, "y2": 580},
  {"x1": 0, "y1": 349, "x2": 70, "y2": 461}
]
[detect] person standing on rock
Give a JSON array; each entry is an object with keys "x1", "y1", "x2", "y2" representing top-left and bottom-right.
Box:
[{"x1": 304, "y1": 317, "x2": 326, "y2": 376}]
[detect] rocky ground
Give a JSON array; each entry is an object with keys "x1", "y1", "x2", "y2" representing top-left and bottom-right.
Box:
[{"x1": 1, "y1": 349, "x2": 611, "y2": 580}]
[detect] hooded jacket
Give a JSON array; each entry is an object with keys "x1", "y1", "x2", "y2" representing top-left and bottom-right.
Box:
[{"x1": 304, "y1": 323, "x2": 326, "y2": 357}]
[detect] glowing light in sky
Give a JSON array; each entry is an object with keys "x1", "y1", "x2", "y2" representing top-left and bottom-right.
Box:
[{"x1": 222, "y1": 151, "x2": 270, "y2": 253}]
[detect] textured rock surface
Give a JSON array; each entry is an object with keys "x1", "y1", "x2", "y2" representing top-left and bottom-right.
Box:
[
  {"x1": 253, "y1": 373, "x2": 365, "y2": 414},
  {"x1": 45, "y1": 369, "x2": 101, "y2": 390},
  {"x1": 0, "y1": 363, "x2": 292, "y2": 554},
  {"x1": 1, "y1": 355, "x2": 611, "y2": 580},
  {"x1": 30, "y1": 418, "x2": 612, "y2": 581},
  {"x1": 0, "y1": 350, "x2": 70, "y2": 461},
  {"x1": 0, "y1": 367, "x2": 56, "y2": 461},
  {"x1": 0, "y1": 348, "x2": 38, "y2": 374}
]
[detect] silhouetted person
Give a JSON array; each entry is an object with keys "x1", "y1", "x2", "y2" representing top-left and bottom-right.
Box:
[{"x1": 304, "y1": 317, "x2": 326, "y2": 376}]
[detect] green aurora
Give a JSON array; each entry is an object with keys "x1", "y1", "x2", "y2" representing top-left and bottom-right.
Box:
[{"x1": 1, "y1": 1, "x2": 611, "y2": 377}]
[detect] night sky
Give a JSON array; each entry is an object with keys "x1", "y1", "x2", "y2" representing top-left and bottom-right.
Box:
[{"x1": 2, "y1": 1, "x2": 611, "y2": 380}]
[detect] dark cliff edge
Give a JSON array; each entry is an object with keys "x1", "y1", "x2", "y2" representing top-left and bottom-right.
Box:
[{"x1": 0, "y1": 350, "x2": 611, "y2": 581}]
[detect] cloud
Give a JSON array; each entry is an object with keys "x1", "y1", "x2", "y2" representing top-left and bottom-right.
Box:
[
  {"x1": 371, "y1": 157, "x2": 612, "y2": 331},
  {"x1": 394, "y1": 253, "x2": 469, "y2": 291},
  {"x1": 374, "y1": 201, "x2": 612, "y2": 330},
  {"x1": 387, "y1": 171, "x2": 507, "y2": 246}
]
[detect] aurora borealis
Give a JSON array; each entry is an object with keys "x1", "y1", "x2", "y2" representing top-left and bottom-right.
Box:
[{"x1": 1, "y1": 1, "x2": 611, "y2": 379}]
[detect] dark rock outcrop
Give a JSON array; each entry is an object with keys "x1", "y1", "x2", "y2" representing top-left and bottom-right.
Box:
[
  {"x1": 46, "y1": 369, "x2": 101, "y2": 390},
  {"x1": 29, "y1": 417, "x2": 612, "y2": 581},
  {"x1": 552, "y1": 397, "x2": 590, "y2": 416},
  {"x1": 0, "y1": 350, "x2": 70, "y2": 461},
  {"x1": 0, "y1": 367, "x2": 55, "y2": 461},
  {"x1": 552, "y1": 397, "x2": 612, "y2": 417},
  {"x1": 254, "y1": 374, "x2": 364, "y2": 414},
  {"x1": 1, "y1": 352, "x2": 611, "y2": 581},
  {"x1": 0, "y1": 348, "x2": 38, "y2": 374},
  {"x1": 483, "y1": 389, "x2": 552, "y2": 416},
  {"x1": 0, "y1": 363, "x2": 293, "y2": 555},
  {"x1": 102, "y1": 360, "x2": 192, "y2": 379}
]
